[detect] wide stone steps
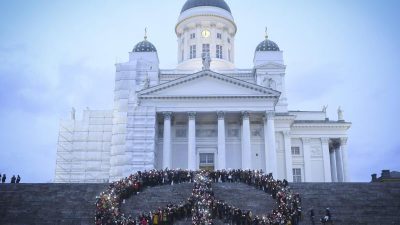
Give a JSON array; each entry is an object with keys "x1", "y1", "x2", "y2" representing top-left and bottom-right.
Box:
[{"x1": 0, "y1": 182, "x2": 399, "y2": 225}]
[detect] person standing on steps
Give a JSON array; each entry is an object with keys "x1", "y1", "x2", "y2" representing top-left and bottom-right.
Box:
[
  {"x1": 309, "y1": 208, "x2": 316, "y2": 225},
  {"x1": 16, "y1": 175, "x2": 21, "y2": 183},
  {"x1": 11, "y1": 175, "x2": 16, "y2": 183},
  {"x1": 2, "y1": 174, "x2": 6, "y2": 183}
]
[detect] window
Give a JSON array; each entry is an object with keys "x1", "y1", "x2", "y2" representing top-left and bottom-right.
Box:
[
  {"x1": 190, "y1": 45, "x2": 196, "y2": 59},
  {"x1": 291, "y1": 147, "x2": 301, "y2": 155},
  {"x1": 216, "y1": 45, "x2": 223, "y2": 59},
  {"x1": 293, "y1": 168, "x2": 302, "y2": 183},
  {"x1": 190, "y1": 33, "x2": 196, "y2": 39},
  {"x1": 202, "y1": 44, "x2": 210, "y2": 57},
  {"x1": 227, "y1": 38, "x2": 231, "y2": 43},
  {"x1": 228, "y1": 49, "x2": 231, "y2": 61},
  {"x1": 217, "y1": 33, "x2": 222, "y2": 39},
  {"x1": 200, "y1": 153, "x2": 214, "y2": 164}
]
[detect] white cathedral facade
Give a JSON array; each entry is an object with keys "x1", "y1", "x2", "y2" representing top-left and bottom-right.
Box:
[{"x1": 55, "y1": 0, "x2": 351, "y2": 183}]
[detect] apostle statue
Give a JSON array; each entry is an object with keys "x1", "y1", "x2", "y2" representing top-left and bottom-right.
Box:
[
  {"x1": 338, "y1": 106, "x2": 344, "y2": 121},
  {"x1": 322, "y1": 105, "x2": 328, "y2": 119},
  {"x1": 202, "y1": 53, "x2": 211, "y2": 70}
]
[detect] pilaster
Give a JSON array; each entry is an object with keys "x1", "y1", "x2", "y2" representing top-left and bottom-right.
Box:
[
  {"x1": 283, "y1": 131, "x2": 293, "y2": 182},
  {"x1": 321, "y1": 138, "x2": 332, "y2": 182},
  {"x1": 302, "y1": 138, "x2": 312, "y2": 182}
]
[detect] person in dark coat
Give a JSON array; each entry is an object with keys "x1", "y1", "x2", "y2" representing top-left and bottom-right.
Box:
[
  {"x1": 16, "y1": 175, "x2": 21, "y2": 183},
  {"x1": 1, "y1": 174, "x2": 6, "y2": 183},
  {"x1": 11, "y1": 175, "x2": 16, "y2": 183},
  {"x1": 309, "y1": 208, "x2": 315, "y2": 225}
]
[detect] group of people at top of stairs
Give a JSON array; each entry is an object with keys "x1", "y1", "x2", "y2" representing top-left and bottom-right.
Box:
[
  {"x1": 0, "y1": 174, "x2": 21, "y2": 183},
  {"x1": 95, "y1": 169, "x2": 302, "y2": 225},
  {"x1": 309, "y1": 208, "x2": 333, "y2": 225}
]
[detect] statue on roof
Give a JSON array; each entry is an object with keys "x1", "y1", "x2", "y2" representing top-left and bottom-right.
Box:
[
  {"x1": 338, "y1": 106, "x2": 344, "y2": 121},
  {"x1": 202, "y1": 53, "x2": 211, "y2": 70},
  {"x1": 322, "y1": 105, "x2": 328, "y2": 118}
]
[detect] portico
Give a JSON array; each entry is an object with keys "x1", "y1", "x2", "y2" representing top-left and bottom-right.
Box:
[{"x1": 159, "y1": 111, "x2": 279, "y2": 174}]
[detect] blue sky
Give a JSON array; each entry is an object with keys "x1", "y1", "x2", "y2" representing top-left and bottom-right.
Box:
[{"x1": 0, "y1": 0, "x2": 399, "y2": 183}]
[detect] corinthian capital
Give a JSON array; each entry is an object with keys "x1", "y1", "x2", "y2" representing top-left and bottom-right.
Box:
[
  {"x1": 188, "y1": 112, "x2": 197, "y2": 120},
  {"x1": 163, "y1": 112, "x2": 172, "y2": 120},
  {"x1": 217, "y1": 111, "x2": 225, "y2": 120}
]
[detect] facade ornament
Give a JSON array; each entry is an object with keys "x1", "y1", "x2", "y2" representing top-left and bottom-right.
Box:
[
  {"x1": 188, "y1": 112, "x2": 197, "y2": 120},
  {"x1": 202, "y1": 53, "x2": 211, "y2": 70},
  {"x1": 71, "y1": 107, "x2": 76, "y2": 120},
  {"x1": 217, "y1": 111, "x2": 225, "y2": 120},
  {"x1": 338, "y1": 106, "x2": 344, "y2": 121},
  {"x1": 242, "y1": 111, "x2": 250, "y2": 119},
  {"x1": 163, "y1": 112, "x2": 172, "y2": 120}
]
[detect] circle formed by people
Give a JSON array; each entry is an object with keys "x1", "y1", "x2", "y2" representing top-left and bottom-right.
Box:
[{"x1": 95, "y1": 170, "x2": 302, "y2": 225}]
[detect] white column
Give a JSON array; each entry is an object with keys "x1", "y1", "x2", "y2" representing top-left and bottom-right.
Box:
[
  {"x1": 341, "y1": 138, "x2": 350, "y2": 182},
  {"x1": 335, "y1": 141, "x2": 344, "y2": 182},
  {"x1": 283, "y1": 131, "x2": 293, "y2": 182},
  {"x1": 188, "y1": 112, "x2": 197, "y2": 170},
  {"x1": 329, "y1": 148, "x2": 338, "y2": 182},
  {"x1": 217, "y1": 111, "x2": 226, "y2": 170},
  {"x1": 321, "y1": 138, "x2": 332, "y2": 182},
  {"x1": 162, "y1": 112, "x2": 172, "y2": 169},
  {"x1": 241, "y1": 111, "x2": 252, "y2": 169},
  {"x1": 302, "y1": 138, "x2": 312, "y2": 182},
  {"x1": 265, "y1": 112, "x2": 277, "y2": 176}
]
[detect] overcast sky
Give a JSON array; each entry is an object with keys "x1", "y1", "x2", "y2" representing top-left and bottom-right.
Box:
[{"x1": 0, "y1": 0, "x2": 399, "y2": 183}]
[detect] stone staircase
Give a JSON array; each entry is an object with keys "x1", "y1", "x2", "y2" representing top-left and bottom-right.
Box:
[{"x1": 0, "y1": 182, "x2": 399, "y2": 225}]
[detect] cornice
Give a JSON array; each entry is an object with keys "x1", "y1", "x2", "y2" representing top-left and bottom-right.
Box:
[{"x1": 138, "y1": 70, "x2": 281, "y2": 98}]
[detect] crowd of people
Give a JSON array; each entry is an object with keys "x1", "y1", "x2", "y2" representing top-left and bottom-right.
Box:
[
  {"x1": 0, "y1": 174, "x2": 21, "y2": 183},
  {"x1": 95, "y1": 169, "x2": 302, "y2": 225}
]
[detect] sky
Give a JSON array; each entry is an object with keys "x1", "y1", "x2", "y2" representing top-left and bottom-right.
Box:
[{"x1": 0, "y1": 0, "x2": 399, "y2": 183}]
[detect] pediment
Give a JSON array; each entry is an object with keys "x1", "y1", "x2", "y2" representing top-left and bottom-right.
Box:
[{"x1": 138, "y1": 70, "x2": 280, "y2": 99}]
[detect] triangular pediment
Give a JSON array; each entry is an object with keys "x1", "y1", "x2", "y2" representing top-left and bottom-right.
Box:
[{"x1": 138, "y1": 70, "x2": 280, "y2": 99}]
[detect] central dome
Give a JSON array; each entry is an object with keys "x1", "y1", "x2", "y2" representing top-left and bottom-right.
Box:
[{"x1": 181, "y1": 0, "x2": 231, "y2": 14}]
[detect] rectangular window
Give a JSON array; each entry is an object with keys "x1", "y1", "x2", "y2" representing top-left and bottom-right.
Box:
[
  {"x1": 227, "y1": 37, "x2": 231, "y2": 43},
  {"x1": 293, "y1": 168, "x2": 302, "y2": 183},
  {"x1": 190, "y1": 33, "x2": 196, "y2": 39},
  {"x1": 291, "y1": 147, "x2": 300, "y2": 155},
  {"x1": 202, "y1": 44, "x2": 210, "y2": 57},
  {"x1": 216, "y1": 45, "x2": 223, "y2": 59},
  {"x1": 217, "y1": 33, "x2": 222, "y2": 39},
  {"x1": 200, "y1": 153, "x2": 214, "y2": 164},
  {"x1": 190, "y1": 45, "x2": 196, "y2": 59}
]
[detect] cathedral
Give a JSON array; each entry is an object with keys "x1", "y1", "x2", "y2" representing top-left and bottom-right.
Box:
[{"x1": 55, "y1": 0, "x2": 351, "y2": 183}]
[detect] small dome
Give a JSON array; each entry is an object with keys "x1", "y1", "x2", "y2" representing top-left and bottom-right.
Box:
[
  {"x1": 256, "y1": 39, "x2": 280, "y2": 52},
  {"x1": 132, "y1": 40, "x2": 157, "y2": 53},
  {"x1": 181, "y1": 0, "x2": 231, "y2": 14}
]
